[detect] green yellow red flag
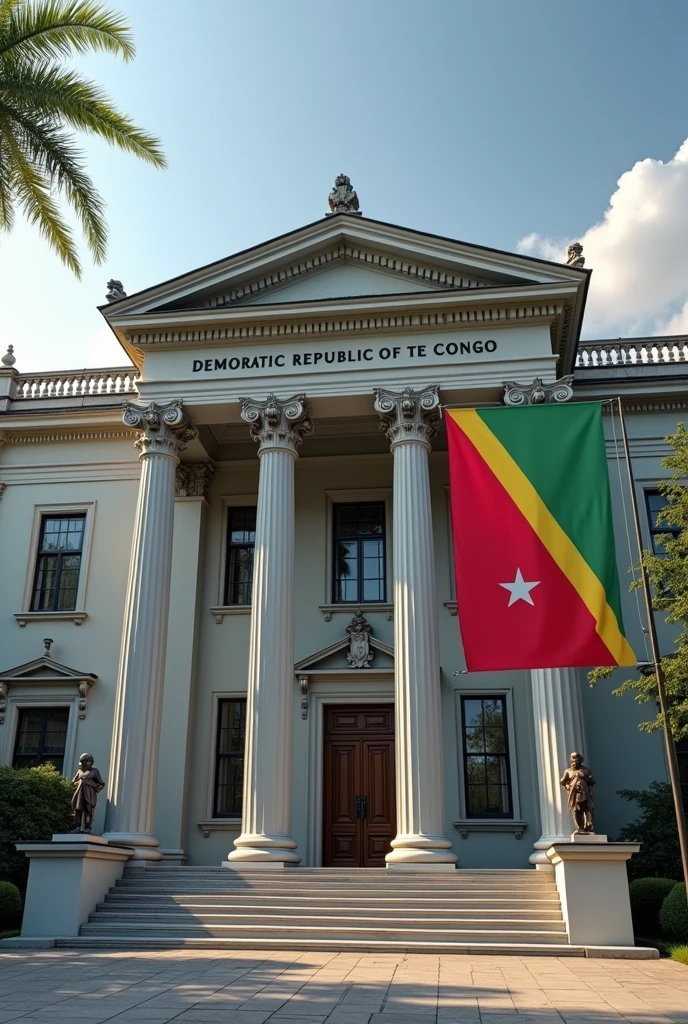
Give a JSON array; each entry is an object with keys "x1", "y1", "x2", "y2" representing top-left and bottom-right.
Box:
[{"x1": 445, "y1": 403, "x2": 636, "y2": 671}]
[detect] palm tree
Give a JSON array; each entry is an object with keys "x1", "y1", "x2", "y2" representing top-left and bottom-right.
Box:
[{"x1": 0, "y1": 0, "x2": 166, "y2": 276}]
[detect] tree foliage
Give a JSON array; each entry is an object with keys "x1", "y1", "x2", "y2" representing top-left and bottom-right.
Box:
[
  {"x1": 617, "y1": 782, "x2": 685, "y2": 881},
  {"x1": 0, "y1": 763, "x2": 72, "y2": 890},
  {"x1": 590, "y1": 422, "x2": 688, "y2": 740},
  {"x1": 0, "y1": 0, "x2": 166, "y2": 276},
  {"x1": 660, "y1": 883, "x2": 688, "y2": 942}
]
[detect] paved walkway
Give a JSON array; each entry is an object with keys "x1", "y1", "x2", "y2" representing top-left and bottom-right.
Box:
[{"x1": 0, "y1": 950, "x2": 686, "y2": 1024}]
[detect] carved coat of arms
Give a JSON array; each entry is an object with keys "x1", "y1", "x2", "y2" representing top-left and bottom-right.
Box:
[{"x1": 346, "y1": 611, "x2": 374, "y2": 669}]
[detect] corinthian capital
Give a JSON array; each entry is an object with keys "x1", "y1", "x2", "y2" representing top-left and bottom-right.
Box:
[
  {"x1": 123, "y1": 400, "x2": 198, "y2": 458},
  {"x1": 374, "y1": 385, "x2": 441, "y2": 450},
  {"x1": 240, "y1": 393, "x2": 313, "y2": 455}
]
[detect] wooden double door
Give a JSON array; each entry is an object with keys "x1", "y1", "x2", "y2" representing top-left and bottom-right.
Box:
[{"x1": 322, "y1": 704, "x2": 396, "y2": 867}]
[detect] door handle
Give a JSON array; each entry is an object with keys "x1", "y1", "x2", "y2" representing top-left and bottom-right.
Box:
[{"x1": 355, "y1": 795, "x2": 368, "y2": 819}]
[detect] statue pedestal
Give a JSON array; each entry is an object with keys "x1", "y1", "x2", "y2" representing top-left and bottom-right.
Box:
[
  {"x1": 546, "y1": 841, "x2": 640, "y2": 948},
  {"x1": 8, "y1": 835, "x2": 133, "y2": 942},
  {"x1": 570, "y1": 832, "x2": 608, "y2": 843}
]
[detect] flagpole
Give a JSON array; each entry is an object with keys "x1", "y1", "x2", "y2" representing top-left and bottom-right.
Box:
[{"x1": 616, "y1": 396, "x2": 688, "y2": 890}]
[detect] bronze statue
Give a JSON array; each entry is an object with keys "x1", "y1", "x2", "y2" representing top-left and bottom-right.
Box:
[
  {"x1": 560, "y1": 751, "x2": 596, "y2": 834},
  {"x1": 71, "y1": 753, "x2": 105, "y2": 833}
]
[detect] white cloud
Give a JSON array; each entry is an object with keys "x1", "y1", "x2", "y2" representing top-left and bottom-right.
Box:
[{"x1": 518, "y1": 139, "x2": 688, "y2": 339}]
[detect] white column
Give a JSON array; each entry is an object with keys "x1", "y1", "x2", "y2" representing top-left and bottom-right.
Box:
[
  {"x1": 530, "y1": 667, "x2": 586, "y2": 867},
  {"x1": 103, "y1": 400, "x2": 197, "y2": 861},
  {"x1": 374, "y1": 386, "x2": 457, "y2": 870},
  {"x1": 228, "y1": 394, "x2": 312, "y2": 868}
]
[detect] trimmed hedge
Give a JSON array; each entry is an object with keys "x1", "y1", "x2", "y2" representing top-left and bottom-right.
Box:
[
  {"x1": 629, "y1": 877, "x2": 677, "y2": 935},
  {"x1": 0, "y1": 764, "x2": 73, "y2": 890},
  {"x1": 0, "y1": 881, "x2": 22, "y2": 928},
  {"x1": 660, "y1": 883, "x2": 688, "y2": 942}
]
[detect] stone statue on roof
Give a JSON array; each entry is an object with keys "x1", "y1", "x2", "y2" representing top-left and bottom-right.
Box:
[{"x1": 327, "y1": 174, "x2": 362, "y2": 217}]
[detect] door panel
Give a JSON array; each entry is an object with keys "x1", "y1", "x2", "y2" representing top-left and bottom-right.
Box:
[{"x1": 322, "y1": 704, "x2": 395, "y2": 868}]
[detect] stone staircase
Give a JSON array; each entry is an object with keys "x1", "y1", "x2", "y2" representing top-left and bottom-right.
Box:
[{"x1": 56, "y1": 865, "x2": 585, "y2": 955}]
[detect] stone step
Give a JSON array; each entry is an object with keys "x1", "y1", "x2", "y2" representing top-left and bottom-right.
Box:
[
  {"x1": 58, "y1": 935, "x2": 588, "y2": 955},
  {"x1": 79, "y1": 921, "x2": 566, "y2": 942},
  {"x1": 115, "y1": 879, "x2": 554, "y2": 891},
  {"x1": 86, "y1": 917, "x2": 565, "y2": 933},
  {"x1": 100, "y1": 898, "x2": 562, "y2": 915}
]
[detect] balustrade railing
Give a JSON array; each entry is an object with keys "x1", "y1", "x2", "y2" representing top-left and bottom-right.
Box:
[
  {"x1": 576, "y1": 341, "x2": 688, "y2": 368},
  {"x1": 15, "y1": 368, "x2": 138, "y2": 399}
]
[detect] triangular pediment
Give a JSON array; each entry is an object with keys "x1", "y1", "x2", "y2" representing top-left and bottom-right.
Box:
[
  {"x1": 0, "y1": 654, "x2": 97, "y2": 684},
  {"x1": 295, "y1": 613, "x2": 394, "y2": 675},
  {"x1": 103, "y1": 214, "x2": 586, "y2": 321}
]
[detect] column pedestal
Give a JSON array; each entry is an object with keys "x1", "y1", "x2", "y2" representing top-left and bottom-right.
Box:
[
  {"x1": 375, "y1": 386, "x2": 457, "y2": 870},
  {"x1": 103, "y1": 401, "x2": 197, "y2": 861},
  {"x1": 228, "y1": 394, "x2": 312, "y2": 868},
  {"x1": 530, "y1": 666, "x2": 586, "y2": 868}
]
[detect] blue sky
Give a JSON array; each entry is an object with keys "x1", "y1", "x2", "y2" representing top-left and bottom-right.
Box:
[{"x1": 4, "y1": 0, "x2": 688, "y2": 371}]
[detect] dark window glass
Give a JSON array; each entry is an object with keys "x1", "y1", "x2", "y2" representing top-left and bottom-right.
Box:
[
  {"x1": 31, "y1": 515, "x2": 85, "y2": 612},
  {"x1": 224, "y1": 507, "x2": 256, "y2": 605},
  {"x1": 677, "y1": 736, "x2": 688, "y2": 792},
  {"x1": 333, "y1": 501, "x2": 386, "y2": 603},
  {"x1": 646, "y1": 490, "x2": 679, "y2": 556},
  {"x1": 213, "y1": 698, "x2": 247, "y2": 817},
  {"x1": 461, "y1": 696, "x2": 513, "y2": 818},
  {"x1": 13, "y1": 707, "x2": 70, "y2": 773}
]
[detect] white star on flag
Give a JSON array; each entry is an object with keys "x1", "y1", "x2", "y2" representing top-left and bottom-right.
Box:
[{"x1": 500, "y1": 568, "x2": 540, "y2": 607}]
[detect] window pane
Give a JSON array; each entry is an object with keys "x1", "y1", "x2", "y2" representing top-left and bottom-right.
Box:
[
  {"x1": 13, "y1": 707, "x2": 69, "y2": 772},
  {"x1": 462, "y1": 696, "x2": 512, "y2": 818},
  {"x1": 214, "y1": 699, "x2": 247, "y2": 817},
  {"x1": 333, "y1": 502, "x2": 386, "y2": 603},
  {"x1": 225, "y1": 507, "x2": 257, "y2": 604},
  {"x1": 32, "y1": 515, "x2": 85, "y2": 612}
]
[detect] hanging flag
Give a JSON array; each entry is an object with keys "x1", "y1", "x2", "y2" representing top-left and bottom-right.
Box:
[{"x1": 446, "y1": 403, "x2": 636, "y2": 671}]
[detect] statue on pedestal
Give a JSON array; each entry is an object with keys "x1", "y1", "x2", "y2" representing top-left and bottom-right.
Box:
[
  {"x1": 560, "y1": 751, "x2": 596, "y2": 834},
  {"x1": 71, "y1": 753, "x2": 105, "y2": 834}
]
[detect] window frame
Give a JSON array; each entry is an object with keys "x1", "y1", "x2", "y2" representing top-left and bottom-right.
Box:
[
  {"x1": 454, "y1": 688, "x2": 520, "y2": 822},
  {"x1": 325, "y1": 489, "x2": 392, "y2": 607},
  {"x1": 19, "y1": 502, "x2": 95, "y2": 622},
  {"x1": 205, "y1": 691, "x2": 247, "y2": 822},
  {"x1": 223, "y1": 506, "x2": 257, "y2": 607},
  {"x1": 644, "y1": 488, "x2": 680, "y2": 557},
  {"x1": 30, "y1": 513, "x2": 87, "y2": 613},
  {"x1": 1, "y1": 695, "x2": 79, "y2": 776},
  {"x1": 214, "y1": 495, "x2": 258, "y2": 614},
  {"x1": 12, "y1": 705, "x2": 71, "y2": 773},
  {"x1": 460, "y1": 694, "x2": 514, "y2": 819}
]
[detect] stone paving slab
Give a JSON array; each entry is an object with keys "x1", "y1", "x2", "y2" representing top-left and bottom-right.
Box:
[{"x1": 0, "y1": 950, "x2": 685, "y2": 1024}]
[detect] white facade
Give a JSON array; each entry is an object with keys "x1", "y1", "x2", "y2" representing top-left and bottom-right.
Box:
[{"x1": 0, "y1": 210, "x2": 682, "y2": 874}]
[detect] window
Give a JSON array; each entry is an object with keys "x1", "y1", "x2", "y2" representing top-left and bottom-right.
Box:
[
  {"x1": 645, "y1": 490, "x2": 679, "y2": 556},
  {"x1": 677, "y1": 737, "x2": 688, "y2": 792},
  {"x1": 12, "y1": 707, "x2": 70, "y2": 772},
  {"x1": 213, "y1": 698, "x2": 247, "y2": 817},
  {"x1": 224, "y1": 507, "x2": 256, "y2": 605},
  {"x1": 461, "y1": 696, "x2": 513, "y2": 818},
  {"x1": 332, "y1": 501, "x2": 386, "y2": 603},
  {"x1": 31, "y1": 514, "x2": 86, "y2": 612}
]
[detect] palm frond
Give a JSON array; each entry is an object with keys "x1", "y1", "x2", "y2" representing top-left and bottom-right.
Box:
[
  {"x1": 0, "y1": 60, "x2": 166, "y2": 166},
  {"x1": 0, "y1": 0, "x2": 134, "y2": 62},
  {"x1": 2, "y1": 121, "x2": 81, "y2": 274},
  {"x1": 2, "y1": 100, "x2": 106, "y2": 260},
  {"x1": 0, "y1": 132, "x2": 16, "y2": 230}
]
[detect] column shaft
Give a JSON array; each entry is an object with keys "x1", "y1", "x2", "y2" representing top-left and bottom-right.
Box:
[
  {"x1": 228, "y1": 394, "x2": 311, "y2": 867},
  {"x1": 104, "y1": 401, "x2": 197, "y2": 860},
  {"x1": 530, "y1": 666, "x2": 586, "y2": 867},
  {"x1": 375, "y1": 386, "x2": 457, "y2": 870}
]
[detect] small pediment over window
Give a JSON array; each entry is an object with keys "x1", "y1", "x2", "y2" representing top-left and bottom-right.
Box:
[
  {"x1": 0, "y1": 639, "x2": 97, "y2": 722},
  {"x1": 295, "y1": 612, "x2": 394, "y2": 675}
]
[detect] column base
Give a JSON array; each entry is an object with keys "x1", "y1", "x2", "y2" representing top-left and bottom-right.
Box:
[
  {"x1": 530, "y1": 834, "x2": 569, "y2": 869},
  {"x1": 385, "y1": 833, "x2": 458, "y2": 868},
  {"x1": 227, "y1": 832, "x2": 301, "y2": 866},
  {"x1": 101, "y1": 832, "x2": 162, "y2": 862}
]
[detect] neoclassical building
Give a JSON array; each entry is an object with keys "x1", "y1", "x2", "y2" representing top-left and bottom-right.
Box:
[{"x1": 0, "y1": 180, "x2": 685, "y2": 891}]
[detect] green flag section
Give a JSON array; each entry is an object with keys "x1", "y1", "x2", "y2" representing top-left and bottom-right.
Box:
[{"x1": 446, "y1": 403, "x2": 636, "y2": 671}]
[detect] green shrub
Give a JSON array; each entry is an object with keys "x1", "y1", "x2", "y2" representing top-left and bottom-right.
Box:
[
  {"x1": 0, "y1": 881, "x2": 22, "y2": 928},
  {"x1": 616, "y1": 782, "x2": 687, "y2": 881},
  {"x1": 629, "y1": 877, "x2": 677, "y2": 935},
  {"x1": 0, "y1": 764, "x2": 73, "y2": 890},
  {"x1": 660, "y1": 883, "x2": 688, "y2": 942},
  {"x1": 671, "y1": 944, "x2": 688, "y2": 965}
]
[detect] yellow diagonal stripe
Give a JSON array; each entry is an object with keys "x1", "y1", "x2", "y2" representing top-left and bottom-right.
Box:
[{"x1": 448, "y1": 409, "x2": 636, "y2": 666}]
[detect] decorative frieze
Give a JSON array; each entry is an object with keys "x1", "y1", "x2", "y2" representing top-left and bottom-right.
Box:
[
  {"x1": 240, "y1": 393, "x2": 313, "y2": 454},
  {"x1": 123, "y1": 400, "x2": 198, "y2": 457},
  {"x1": 374, "y1": 385, "x2": 441, "y2": 449},
  {"x1": 175, "y1": 461, "x2": 216, "y2": 498},
  {"x1": 4, "y1": 430, "x2": 138, "y2": 444},
  {"x1": 502, "y1": 375, "x2": 573, "y2": 406}
]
